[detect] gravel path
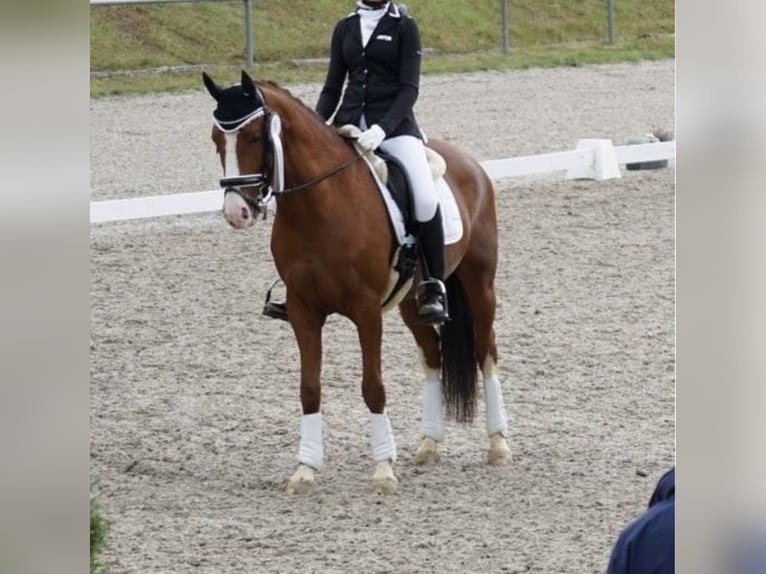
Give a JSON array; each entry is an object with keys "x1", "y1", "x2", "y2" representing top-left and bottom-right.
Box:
[{"x1": 91, "y1": 60, "x2": 675, "y2": 573}]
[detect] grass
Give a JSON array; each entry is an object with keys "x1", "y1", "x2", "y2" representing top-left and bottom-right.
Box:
[
  {"x1": 90, "y1": 491, "x2": 110, "y2": 574},
  {"x1": 90, "y1": 0, "x2": 674, "y2": 97}
]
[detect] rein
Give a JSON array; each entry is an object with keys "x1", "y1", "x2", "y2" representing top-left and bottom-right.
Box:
[{"x1": 281, "y1": 152, "x2": 363, "y2": 194}]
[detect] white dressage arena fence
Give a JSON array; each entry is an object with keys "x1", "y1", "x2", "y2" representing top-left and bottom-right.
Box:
[{"x1": 90, "y1": 139, "x2": 675, "y2": 224}]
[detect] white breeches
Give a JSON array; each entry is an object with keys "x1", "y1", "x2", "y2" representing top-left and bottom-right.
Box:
[
  {"x1": 361, "y1": 116, "x2": 439, "y2": 222},
  {"x1": 379, "y1": 136, "x2": 439, "y2": 222}
]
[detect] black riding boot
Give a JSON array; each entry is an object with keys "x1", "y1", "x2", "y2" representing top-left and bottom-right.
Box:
[{"x1": 416, "y1": 207, "x2": 449, "y2": 325}]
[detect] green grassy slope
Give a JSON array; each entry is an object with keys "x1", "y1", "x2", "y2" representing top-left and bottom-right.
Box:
[{"x1": 90, "y1": 0, "x2": 674, "y2": 96}]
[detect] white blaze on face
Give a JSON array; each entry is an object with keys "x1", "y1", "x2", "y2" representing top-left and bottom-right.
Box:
[
  {"x1": 224, "y1": 132, "x2": 240, "y2": 178},
  {"x1": 221, "y1": 131, "x2": 252, "y2": 228}
]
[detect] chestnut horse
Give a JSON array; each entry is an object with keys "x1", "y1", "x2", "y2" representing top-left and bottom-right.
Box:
[{"x1": 204, "y1": 70, "x2": 510, "y2": 494}]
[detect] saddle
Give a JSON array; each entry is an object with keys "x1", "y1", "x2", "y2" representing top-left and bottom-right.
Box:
[
  {"x1": 335, "y1": 124, "x2": 447, "y2": 236},
  {"x1": 336, "y1": 125, "x2": 450, "y2": 310}
]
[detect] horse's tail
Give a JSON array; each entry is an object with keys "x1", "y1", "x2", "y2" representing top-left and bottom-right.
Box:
[{"x1": 440, "y1": 274, "x2": 477, "y2": 423}]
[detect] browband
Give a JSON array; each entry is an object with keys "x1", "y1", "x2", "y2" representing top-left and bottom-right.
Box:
[{"x1": 212, "y1": 107, "x2": 266, "y2": 133}]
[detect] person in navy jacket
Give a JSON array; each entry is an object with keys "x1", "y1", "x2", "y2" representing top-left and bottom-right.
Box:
[
  {"x1": 315, "y1": 0, "x2": 449, "y2": 325},
  {"x1": 606, "y1": 467, "x2": 675, "y2": 574}
]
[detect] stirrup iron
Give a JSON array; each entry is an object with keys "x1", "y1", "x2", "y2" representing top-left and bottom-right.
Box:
[
  {"x1": 262, "y1": 279, "x2": 289, "y2": 322},
  {"x1": 415, "y1": 278, "x2": 449, "y2": 326}
]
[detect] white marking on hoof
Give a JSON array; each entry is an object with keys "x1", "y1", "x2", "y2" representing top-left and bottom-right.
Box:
[
  {"x1": 487, "y1": 433, "x2": 511, "y2": 466},
  {"x1": 371, "y1": 460, "x2": 398, "y2": 494},
  {"x1": 414, "y1": 436, "x2": 441, "y2": 466},
  {"x1": 286, "y1": 464, "x2": 317, "y2": 494}
]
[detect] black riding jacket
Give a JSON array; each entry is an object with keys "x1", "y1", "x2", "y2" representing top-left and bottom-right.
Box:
[{"x1": 315, "y1": 3, "x2": 423, "y2": 139}]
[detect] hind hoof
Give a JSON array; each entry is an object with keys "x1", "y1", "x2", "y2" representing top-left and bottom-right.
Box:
[
  {"x1": 487, "y1": 433, "x2": 511, "y2": 466},
  {"x1": 414, "y1": 437, "x2": 441, "y2": 466}
]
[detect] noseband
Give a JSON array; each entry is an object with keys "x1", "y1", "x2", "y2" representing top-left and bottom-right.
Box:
[{"x1": 217, "y1": 104, "x2": 363, "y2": 217}]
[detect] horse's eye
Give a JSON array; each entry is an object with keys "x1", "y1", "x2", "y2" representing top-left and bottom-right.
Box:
[{"x1": 249, "y1": 135, "x2": 261, "y2": 144}]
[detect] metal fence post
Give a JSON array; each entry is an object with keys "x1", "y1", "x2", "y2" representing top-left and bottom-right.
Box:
[
  {"x1": 607, "y1": 0, "x2": 615, "y2": 45},
  {"x1": 500, "y1": 0, "x2": 510, "y2": 54},
  {"x1": 244, "y1": 0, "x2": 253, "y2": 69}
]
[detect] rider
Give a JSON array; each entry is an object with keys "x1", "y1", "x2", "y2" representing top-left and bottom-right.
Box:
[{"x1": 265, "y1": 0, "x2": 449, "y2": 325}]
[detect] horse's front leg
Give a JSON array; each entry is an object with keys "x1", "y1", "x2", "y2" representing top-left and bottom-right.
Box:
[
  {"x1": 352, "y1": 303, "x2": 398, "y2": 494},
  {"x1": 286, "y1": 301, "x2": 326, "y2": 494}
]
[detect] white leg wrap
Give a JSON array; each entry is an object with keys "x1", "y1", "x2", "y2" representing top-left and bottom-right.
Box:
[
  {"x1": 484, "y1": 377, "x2": 508, "y2": 437},
  {"x1": 421, "y1": 378, "x2": 445, "y2": 441},
  {"x1": 297, "y1": 413, "x2": 323, "y2": 469},
  {"x1": 370, "y1": 412, "x2": 397, "y2": 463}
]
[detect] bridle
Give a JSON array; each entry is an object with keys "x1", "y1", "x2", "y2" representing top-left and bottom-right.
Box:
[{"x1": 217, "y1": 103, "x2": 364, "y2": 217}]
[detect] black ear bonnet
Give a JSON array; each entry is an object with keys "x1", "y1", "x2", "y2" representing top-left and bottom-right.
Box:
[{"x1": 203, "y1": 71, "x2": 266, "y2": 132}]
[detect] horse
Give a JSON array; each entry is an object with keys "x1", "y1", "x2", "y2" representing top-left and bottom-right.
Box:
[{"x1": 203, "y1": 70, "x2": 511, "y2": 494}]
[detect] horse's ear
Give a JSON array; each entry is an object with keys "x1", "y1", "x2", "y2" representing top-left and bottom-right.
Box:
[
  {"x1": 241, "y1": 70, "x2": 257, "y2": 98},
  {"x1": 202, "y1": 72, "x2": 222, "y2": 101},
  {"x1": 241, "y1": 70, "x2": 266, "y2": 104}
]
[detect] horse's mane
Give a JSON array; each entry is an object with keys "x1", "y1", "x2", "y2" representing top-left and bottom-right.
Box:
[{"x1": 257, "y1": 79, "x2": 341, "y2": 141}]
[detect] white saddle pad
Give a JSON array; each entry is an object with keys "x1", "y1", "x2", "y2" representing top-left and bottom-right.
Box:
[{"x1": 361, "y1": 155, "x2": 464, "y2": 246}]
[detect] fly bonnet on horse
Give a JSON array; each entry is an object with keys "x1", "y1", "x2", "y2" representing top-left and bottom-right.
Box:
[
  {"x1": 204, "y1": 71, "x2": 266, "y2": 133},
  {"x1": 204, "y1": 71, "x2": 288, "y2": 213}
]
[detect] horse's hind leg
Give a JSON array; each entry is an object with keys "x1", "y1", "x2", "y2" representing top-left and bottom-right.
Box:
[
  {"x1": 481, "y1": 356, "x2": 512, "y2": 466},
  {"x1": 457, "y1": 267, "x2": 512, "y2": 466},
  {"x1": 399, "y1": 302, "x2": 444, "y2": 465}
]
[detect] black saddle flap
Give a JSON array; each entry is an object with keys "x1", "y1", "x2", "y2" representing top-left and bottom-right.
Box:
[{"x1": 375, "y1": 151, "x2": 416, "y2": 236}]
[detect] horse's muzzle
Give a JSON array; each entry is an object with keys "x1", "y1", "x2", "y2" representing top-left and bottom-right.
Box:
[
  {"x1": 221, "y1": 173, "x2": 269, "y2": 228},
  {"x1": 223, "y1": 187, "x2": 261, "y2": 229}
]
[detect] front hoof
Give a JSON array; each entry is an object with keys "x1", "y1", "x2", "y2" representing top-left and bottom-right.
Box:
[
  {"x1": 487, "y1": 433, "x2": 511, "y2": 466},
  {"x1": 372, "y1": 475, "x2": 398, "y2": 494},
  {"x1": 372, "y1": 461, "x2": 398, "y2": 494},
  {"x1": 414, "y1": 437, "x2": 441, "y2": 466},
  {"x1": 286, "y1": 463, "x2": 317, "y2": 494}
]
